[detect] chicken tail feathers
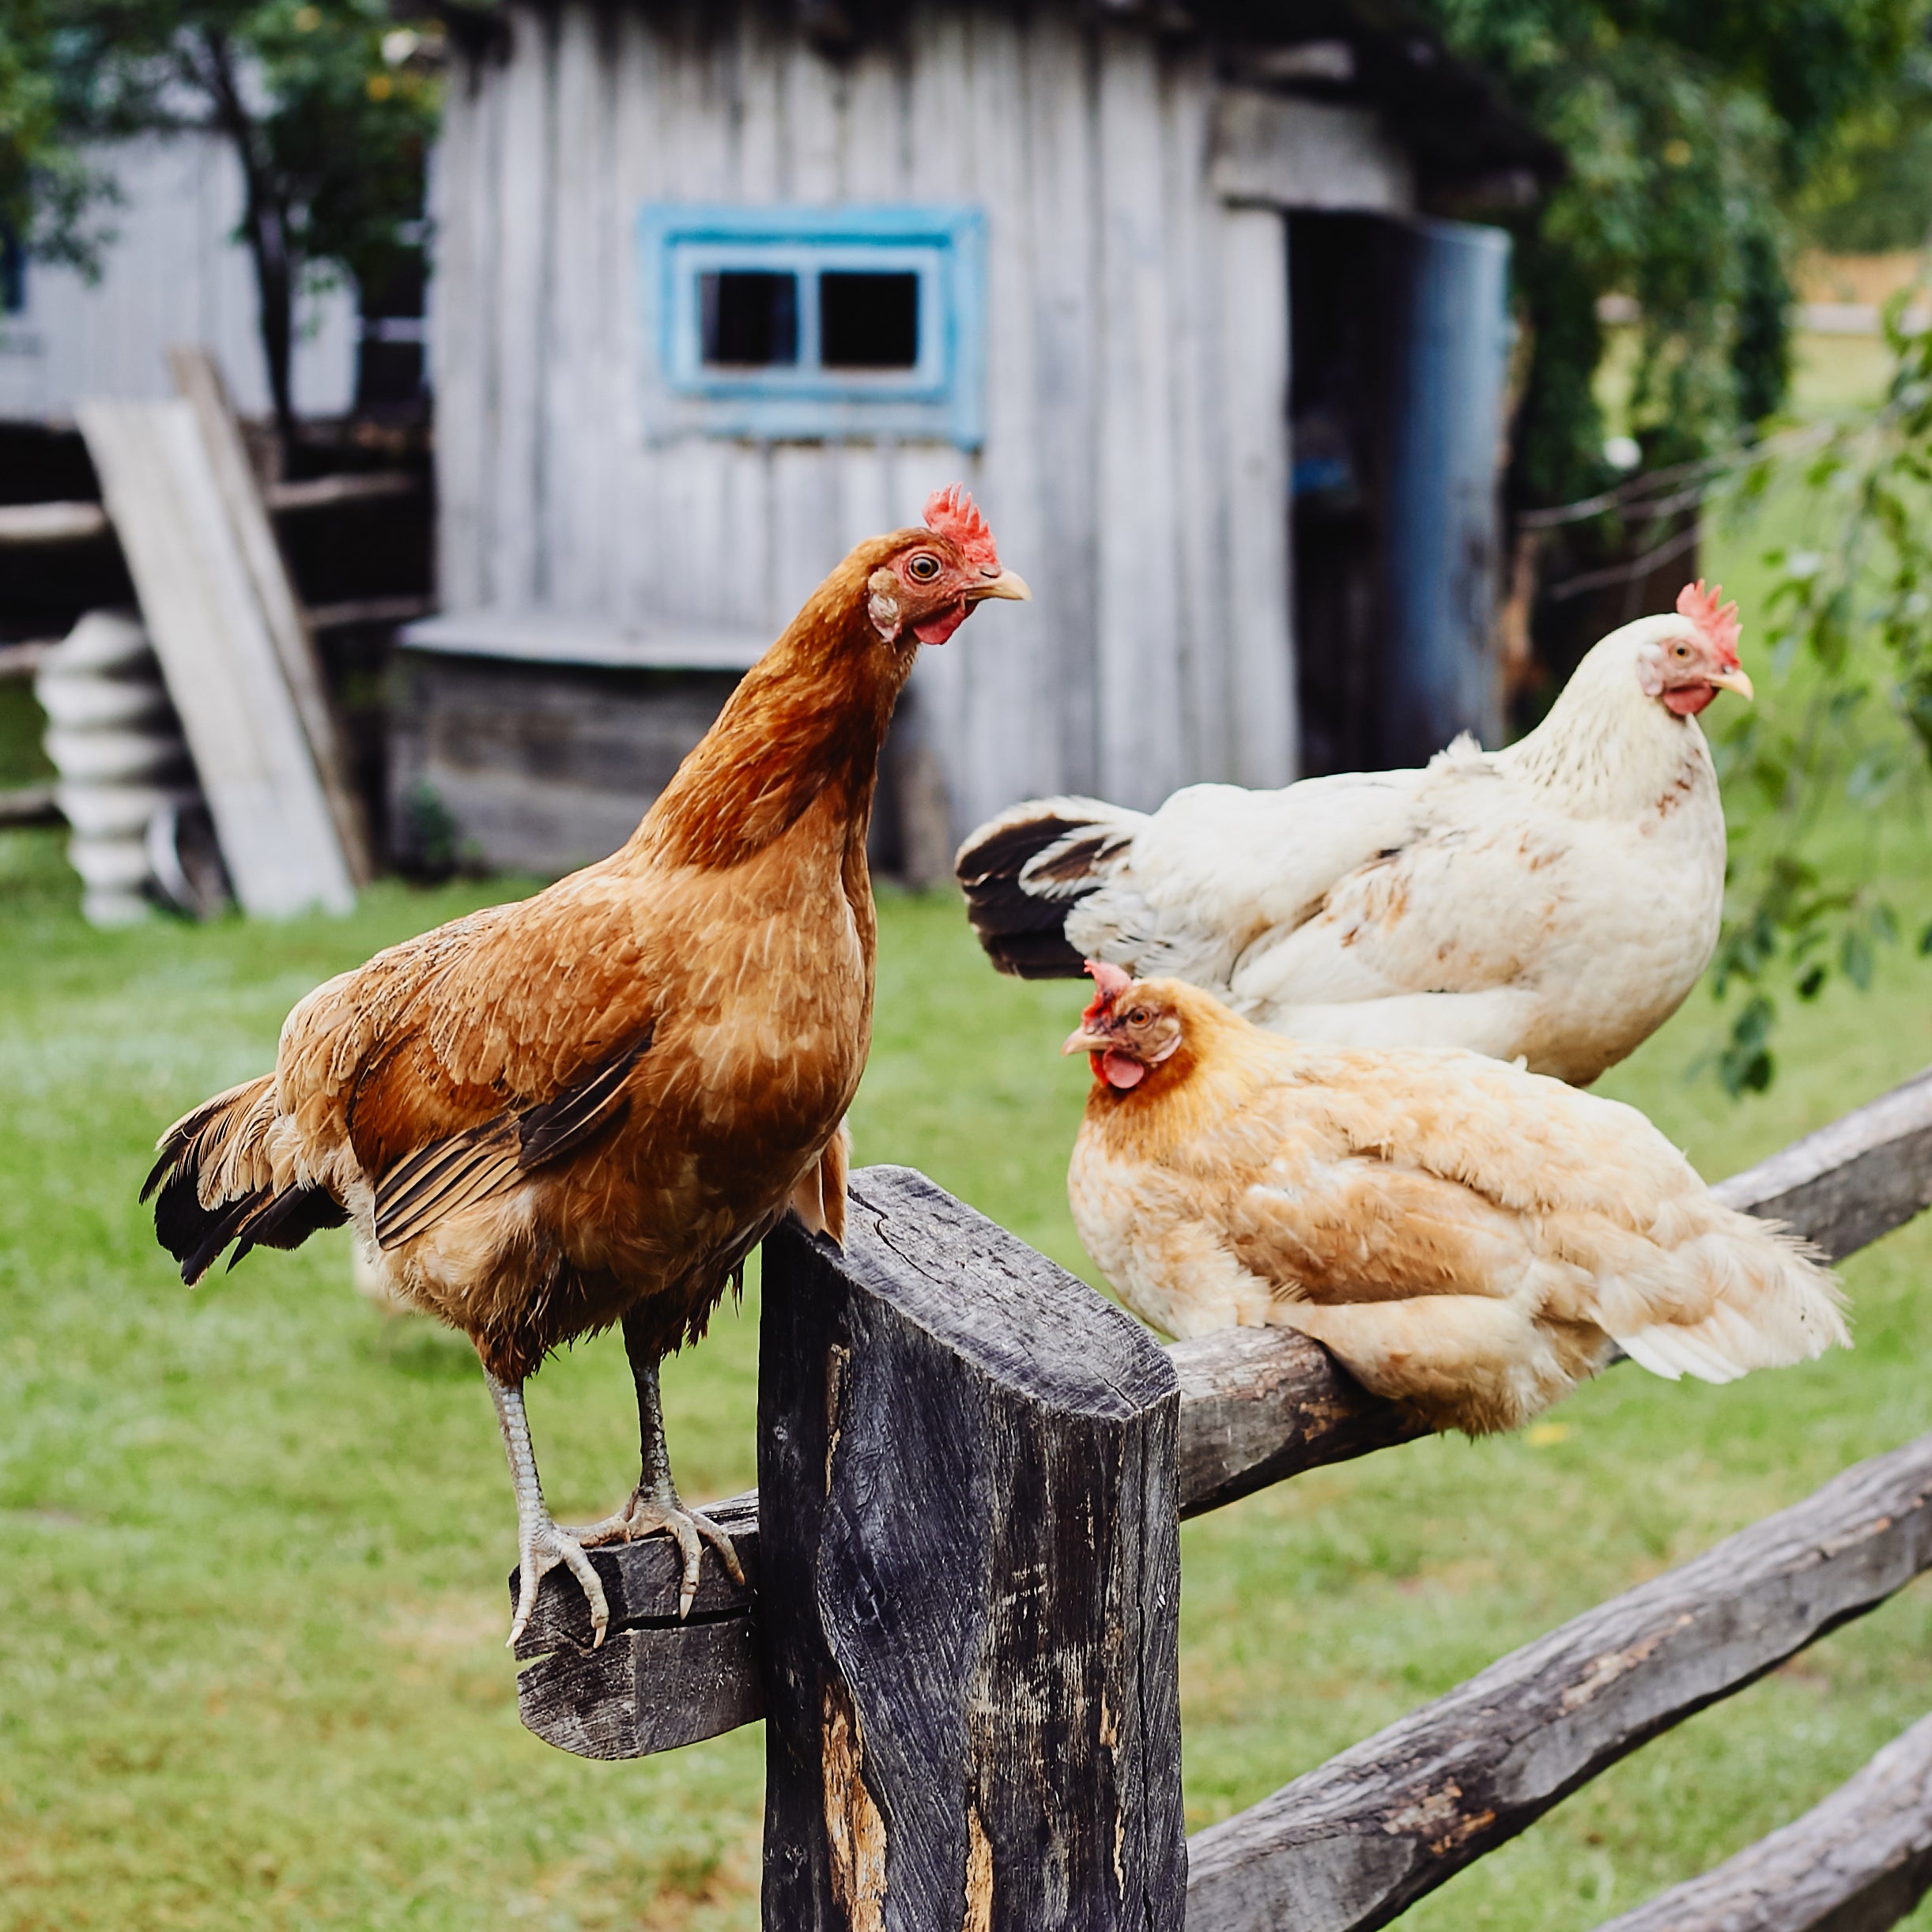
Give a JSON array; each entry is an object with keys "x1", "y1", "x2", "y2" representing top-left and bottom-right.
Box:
[
  {"x1": 954, "y1": 796, "x2": 1145, "y2": 978},
  {"x1": 144, "y1": 1074, "x2": 347, "y2": 1285},
  {"x1": 1609, "y1": 1220, "x2": 1850, "y2": 1387},
  {"x1": 789, "y1": 1119, "x2": 852, "y2": 1247}
]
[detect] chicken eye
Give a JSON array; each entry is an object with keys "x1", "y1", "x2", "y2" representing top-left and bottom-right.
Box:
[
  {"x1": 1126, "y1": 1007, "x2": 1151, "y2": 1027},
  {"x1": 1672, "y1": 641, "x2": 1692, "y2": 659},
  {"x1": 908, "y1": 553, "x2": 942, "y2": 583}
]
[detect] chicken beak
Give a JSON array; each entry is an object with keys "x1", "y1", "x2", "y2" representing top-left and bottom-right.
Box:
[
  {"x1": 1708, "y1": 667, "x2": 1754, "y2": 701},
  {"x1": 1062, "y1": 1026, "x2": 1111, "y2": 1056},
  {"x1": 968, "y1": 568, "x2": 1031, "y2": 604}
]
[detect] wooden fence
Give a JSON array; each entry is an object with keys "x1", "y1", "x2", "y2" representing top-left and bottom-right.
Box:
[{"x1": 512, "y1": 1066, "x2": 1932, "y2": 1930}]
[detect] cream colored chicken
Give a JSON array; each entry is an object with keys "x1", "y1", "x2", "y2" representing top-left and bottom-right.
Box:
[
  {"x1": 1063, "y1": 964, "x2": 1847, "y2": 1435},
  {"x1": 961, "y1": 583, "x2": 1753, "y2": 1086}
]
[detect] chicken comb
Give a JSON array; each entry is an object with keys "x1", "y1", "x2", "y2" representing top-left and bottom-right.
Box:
[
  {"x1": 924, "y1": 484, "x2": 1001, "y2": 572},
  {"x1": 1081, "y1": 957, "x2": 1133, "y2": 1024},
  {"x1": 1677, "y1": 579, "x2": 1742, "y2": 670}
]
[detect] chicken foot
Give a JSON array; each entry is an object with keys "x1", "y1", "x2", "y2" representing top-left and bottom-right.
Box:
[
  {"x1": 487, "y1": 1371, "x2": 613, "y2": 1651},
  {"x1": 572, "y1": 1314, "x2": 745, "y2": 1620}
]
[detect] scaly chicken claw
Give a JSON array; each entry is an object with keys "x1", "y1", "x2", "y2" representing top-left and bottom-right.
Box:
[
  {"x1": 575, "y1": 1490, "x2": 745, "y2": 1621},
  {"x1": 509, "y1": 1517, "x2": 611, "y2": 1652}
]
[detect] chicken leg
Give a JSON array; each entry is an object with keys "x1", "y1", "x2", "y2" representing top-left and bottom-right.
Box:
[
  {"x1": 488, "y1": 1371, "x2": 612, "y2": 1650},
  {"x1": 571, "y1": 1307, "x2": 745, "y2": 1618}
]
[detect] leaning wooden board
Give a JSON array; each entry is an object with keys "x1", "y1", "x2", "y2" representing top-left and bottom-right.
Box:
[
  {"x1": 167, "y1": 346, "x2": 372, "y2": 886},
  {"x1": 77, "y1": 398, "x2": 356, "y2": 917}
]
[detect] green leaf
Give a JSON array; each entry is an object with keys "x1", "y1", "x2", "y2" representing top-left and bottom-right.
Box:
[{"x1": 1841, "y1": 928, "x2": 1876, "y2": 991}]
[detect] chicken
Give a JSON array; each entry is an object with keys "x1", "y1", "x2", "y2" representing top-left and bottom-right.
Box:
[
  {"x1": 142, "y1": 487, "x2": 1028, "y2": 1647},
  {"x1": 1062, "y1": 963, "x2": 1847, "y2": 1435},
  {"x1": 959, "y1": 583, "x2": 1754, "y2": 1086}
]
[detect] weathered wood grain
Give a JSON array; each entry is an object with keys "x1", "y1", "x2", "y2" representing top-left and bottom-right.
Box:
[
  {"x1": 76, "y1": 397, "x2": 357, "y2": 917},
  {"x1": 1593, "y1": 1708, "x2": 1932, "y2": 1932},
  {"x1": 167, "y1": 345, "x2": 374, "y2": 887},
  {"x1": 1183, "y1": 1430, "x2": 1932, "y2": 1932},
  {"x1": 760, "y1": 1165, "x2": 1185, "y2": 1931},
  {"x1": 1171, "y1": 1062, "x2": 1932, "y2": 1518},
  {"x1": 511, "y1": 1491, "x2": 761, "y2": 1760},
  {"x1": 1172, "y1": 1326, "x2": 1428, "y2": 1520},
  {"x1": 431, "y1": 1, "x2": 1368, "y2": 839},
  {"x1": 1092, "y1": 24, "x2": 1185, "y2": 812},
  {"x1": 1217, "y1": 200, "x2": 1296, "y2": 789},
  {"x1": 386, "y1": 652, "x2": 742, "y2": 874}
]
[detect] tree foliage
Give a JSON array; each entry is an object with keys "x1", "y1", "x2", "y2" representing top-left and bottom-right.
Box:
[
  {"x1": 1704, "y1": 299, "x2": 1932, "y2": 1089},
  {"x1": 1796, "y1": 41, "x2": 1932, "y2": 251},
  {"x1": 16, "y1": 0, "x2": 439, "y2": 444},
  {"x1": 1420, "y1": 0, "x2": 1924, "y2": 507},
  {"x1": 0, "y1": 0, "x2": 105, "y2": 264}
]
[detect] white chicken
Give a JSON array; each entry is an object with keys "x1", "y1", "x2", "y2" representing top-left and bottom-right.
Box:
[
  {"x1": 959, "y1": 583, "x2": 1753, "y2": 1085},
  {"x1": 1062, "y1": 964, "x2": 1848, "y2": 1435}
]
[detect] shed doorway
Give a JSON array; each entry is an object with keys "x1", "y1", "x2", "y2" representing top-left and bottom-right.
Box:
[{"x1": 1287, "y1": 211, "x2": 1512, "y2": 778}]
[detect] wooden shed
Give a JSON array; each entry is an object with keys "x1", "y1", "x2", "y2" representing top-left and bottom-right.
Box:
[{"x1": 409, "y1": 0, "x2": 1553, "y2": 874}]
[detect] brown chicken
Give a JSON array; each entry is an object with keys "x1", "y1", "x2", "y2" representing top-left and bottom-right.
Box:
[
  {"x1": 143, "y1": 487, "x2": 1028, "y2": 1646},
  {"x1": 1063, "y1": 964, "x2": 1847, "y2": 1435}
]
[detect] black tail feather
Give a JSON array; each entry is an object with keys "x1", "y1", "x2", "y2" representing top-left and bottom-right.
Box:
[
  {"x1": 955, "y1": 802, "x2": 1130, "y2": 979},
  {"x1": 153, "y1": 1172, "x2": 266, "y2": 1285},
  {"x1": 228, "y1": 1185, "x2": 349, "y2": 1270},
  {"x1": 146, "y1": 1076, "x2": 346, "y2": 1283}
]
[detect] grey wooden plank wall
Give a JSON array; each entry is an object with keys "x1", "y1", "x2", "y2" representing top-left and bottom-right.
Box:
[{"x1": 429, "y1": 0, "x2": 1297, "y2": 833}]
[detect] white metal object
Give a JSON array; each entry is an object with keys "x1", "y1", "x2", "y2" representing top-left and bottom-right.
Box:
[{"x1": 34, "y1": 611, "x2": 199, "y2": 926}]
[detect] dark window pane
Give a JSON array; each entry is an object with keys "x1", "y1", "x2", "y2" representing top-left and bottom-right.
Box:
[
  {"x1": 820, "y1": 271, "x2": 919, "y2": 368},
  {"x1": 0, "y1": 225, "x2": 24, "y2": 315},
  {"x1": 700, "y1": 270, "x2": 798, "y2": 366}
]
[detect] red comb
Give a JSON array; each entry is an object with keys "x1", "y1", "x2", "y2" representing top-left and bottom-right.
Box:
[
  {"x1": 924, "y1": 484, "x2": 1001, "y2": 572},
  {"x1": 1677, "y1": 579, "x2": 1742, "y2": 670},
  {"x1": 1081, "y1": 957, "x2": 1133, "y2": 1025}
]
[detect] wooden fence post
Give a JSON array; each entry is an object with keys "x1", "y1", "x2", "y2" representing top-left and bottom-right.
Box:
[{"x1": 757, "y1": 1166, "x2": 1185, "y2": 1932}]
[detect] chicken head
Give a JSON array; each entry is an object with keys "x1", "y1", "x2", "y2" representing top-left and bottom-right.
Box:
[
  {"x1": 1635, "y1": 579, "x2": 1754, "y2": 716},
  {"x1": 1063, "y1": 958, "x2": 1183, "y2": 1090},
  {"x1": 866, "y1": 484, "x2": 1031, "y2": 646}
]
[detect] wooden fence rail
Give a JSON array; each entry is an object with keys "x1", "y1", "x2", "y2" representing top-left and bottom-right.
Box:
[
  {"x1": 1184, "y1": 1432, "x2": 1932, "y2": 1930},
  {"x1": 510, "y1": 1064, "x2": 1932, "y2": 1930},
  {"x1": 1593, "y1": 1708, "x2": 1932, "y2": 1932}
]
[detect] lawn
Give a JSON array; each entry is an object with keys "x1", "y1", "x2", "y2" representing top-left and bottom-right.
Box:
[{"x1": 8, "y1": 353, "x2": 1932, "y2": 1926}]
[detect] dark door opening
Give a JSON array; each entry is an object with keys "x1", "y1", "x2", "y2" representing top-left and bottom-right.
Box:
[
  {"x1": 1287, "y1": 212, "x2": 1512, "y2": 776},
  {"x1": 1288, "y1": 213, "x2": 1397, "y2": 778}
]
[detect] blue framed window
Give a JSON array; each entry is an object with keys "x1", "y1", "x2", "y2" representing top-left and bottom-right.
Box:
[{"x1": 636, "y1": 204, "x2": 986, "y2": 446}]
